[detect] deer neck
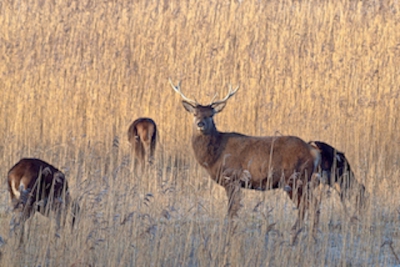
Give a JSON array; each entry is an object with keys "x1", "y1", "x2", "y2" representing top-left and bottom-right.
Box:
[{"x1": 191, "y1": 128, "x2": 223, "y2": 172}]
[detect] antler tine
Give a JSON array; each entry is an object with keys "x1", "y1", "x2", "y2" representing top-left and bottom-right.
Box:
[
  {"x1": 209, "y1": 93, "x2": 218, "y2": 105},
  {"x1": 211, "y1": 84, "x2": 240, "y2": 106},
  {"x1": 169, "y1": 78, "x2": 198, "y2": 105}
]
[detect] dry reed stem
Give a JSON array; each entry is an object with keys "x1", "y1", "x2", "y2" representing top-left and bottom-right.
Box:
[{"x1": 0, "y1": 0, "x2": 399, "y2": 266}]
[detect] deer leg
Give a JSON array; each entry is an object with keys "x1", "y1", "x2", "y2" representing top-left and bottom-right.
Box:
[
  {"x1": 355, "y1": 183, "x2": 367, "y2": 213},
  {"x1": 291, "y1": 190, "x2": 321, "y2": 245},
  {"x1": 340, "y1": 182, "x2": 367, "y2": 222},
  {"x1": 143, "y1": 140, "x2": 153, "y2": 167},
  {"x1": 298, "y1": 183, "x2": 321, "y2": 234},
  {"x1": 10, "y1": 206, "x2": 33, "y2": 247},
  {"x1": 308, "y1": 187, "x2": 321, "y2": 235},
  {"x1": 293, "y1": 188, "x2": 306, "y2": 231},
  {"x1": 287, "y1": 180, "x2": 319, "y2": 245},
  {"x1": 285, "y1": 178, "x2": 305, "y2": 231},
  {"x1": 307, "y1": 174, "x2": 322, "y2": 233},
  {"x1": 54, "y1": 197, "x2": 67, "y2": 233},
  {"x1": 9, "y1": 211, "x2": 22, "y2": 237},
  {"x1": 133, "y1": 140, "x2": 146, "y2": 173},
  {"x1": 224, "y1": 182, "x2": 242, "y2": 219},
  {"x1": 139, "y1": 143, "x2": 146, "y2": 172},
  {"x1": 132, "y1": 142, "x2": 139, "y2": 171},
  {"x1": 148, "y1": 140, "x2": 156, "y2": 165},
  {"x1": 288, "y1": 191, "x2": 305, "y2": 245}
]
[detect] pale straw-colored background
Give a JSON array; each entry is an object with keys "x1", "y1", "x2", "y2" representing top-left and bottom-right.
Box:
[{"x1": 0, "y1": 0, "x2": 399, "y2": 266}]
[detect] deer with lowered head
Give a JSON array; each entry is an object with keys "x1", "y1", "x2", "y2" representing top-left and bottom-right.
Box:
[
  {"x1": 8, "y1": 158, "x2": 80, "y2": 243},
  {"x1": 309, "y1": 141, "x2": 367, "y2": 213},
  {"x1": 169, "y1": 79, "x2": 321, "y2": 231}
]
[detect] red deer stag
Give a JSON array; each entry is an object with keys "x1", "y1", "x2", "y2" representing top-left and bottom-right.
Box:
[
  {"x1": 309, "y1": 141, "x2": 367, "y2": 212},
  {"x1": 169, "y1": 79, "x2": 321, "y2": 231},
  {"x1": 128, "y1": 117, "x2": 157, "y2": 172},
  {"x1": 8, "y1": 158, "x2": 79, "y2": 241}
]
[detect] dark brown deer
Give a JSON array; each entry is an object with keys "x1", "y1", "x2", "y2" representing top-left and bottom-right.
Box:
[
  {"x1": 8, "y1": 158, "x2": 79, "y2": 242},
  {"x1": 169, "y1": 79, "x2": 321, "y2": 231},
  {"x1": 309, "y1": 141, "x2": 366, "y2": 211},
  {"x1": 128, "y1": 117, "x2": 157, "y2": 172}
]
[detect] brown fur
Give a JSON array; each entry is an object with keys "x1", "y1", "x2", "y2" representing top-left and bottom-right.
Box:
[
  {"x1": 170, "y1": 80, "x2": 321, "y2": 230},
  {"x1": 8, "y1": 158, "x2": 79, "y2": 239},
  {"x1": 128, "y1": 117, "x2": 157, "y2": 171},
  {"x1": 309, "y1": 141, "x2": 366, "y2": 211}
]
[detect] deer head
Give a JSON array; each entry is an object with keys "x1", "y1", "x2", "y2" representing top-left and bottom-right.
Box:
[{"x1": 169, "y1": 78, "x2": 239, "y2": 135}]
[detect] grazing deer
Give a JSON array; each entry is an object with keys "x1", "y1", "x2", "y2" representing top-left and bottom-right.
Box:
[
  {"x1": 8, "y1": 158, "x2": 79, "y2": 243},
  {"x1": 128, "y1": 117, "x2": 157, "y2": 172},
  {"x1": 309, "y1": 141, "x2": 366, "y2": 211},
  {"x1": 169, "y1": 79, "x2": 321, "y2": 231}
]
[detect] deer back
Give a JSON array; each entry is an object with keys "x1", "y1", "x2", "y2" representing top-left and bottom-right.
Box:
[
  {"x1": 194, "y1": 132, "x2": 318, "y2": 188},
  {"x1": 8, "y1": 158, "x2": 69, "y2": 209}
]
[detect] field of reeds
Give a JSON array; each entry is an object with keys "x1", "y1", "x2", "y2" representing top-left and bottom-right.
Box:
[{"x1": 0, "y1": 0, "x2": 399, "y2": 266}]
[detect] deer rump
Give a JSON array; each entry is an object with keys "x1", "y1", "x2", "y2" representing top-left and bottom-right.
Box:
[
  {"x1": 128, "y1": 117, "x2": 157, "y2": 168},
  {"x1": 8, "y1": 158, "x2": 70, "y2": 217}
]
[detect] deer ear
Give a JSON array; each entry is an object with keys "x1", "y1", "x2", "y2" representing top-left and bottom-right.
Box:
[
  {"x1": 211, "y1": 102, "x2": 226, "y2": 114},
  {"x1": 182, "y1": 101, "x2": 196, "y2": 114}
]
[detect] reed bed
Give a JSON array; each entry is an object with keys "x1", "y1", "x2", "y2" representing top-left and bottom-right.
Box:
[{"x1": 0, "y1": 0, "x2": 399, "y2": 266}]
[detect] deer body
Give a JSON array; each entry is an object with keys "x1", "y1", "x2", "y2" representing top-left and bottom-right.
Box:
[
  {"x1": 193, "y1": 132, "x2": 317, "y2": 190},
  {"x1": 8, "y1": 158, "x2": 69, "y2": 213},
  {"x1": 170, "y1": 79, "x2": 321, "y2": 231},
  {"x1": 309, "y1": 141, "x2": 366, "y2": 211},
  {"x1": 8, "y1": 158, "x2": 79, "y2": 243},
  {"x1": 128, "y1": 117, "x2": 157, "y2": 171}
]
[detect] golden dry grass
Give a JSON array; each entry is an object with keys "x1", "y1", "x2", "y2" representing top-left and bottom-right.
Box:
[{"x1": 0, "y1": 0, "x2": 399, "y2": 266}]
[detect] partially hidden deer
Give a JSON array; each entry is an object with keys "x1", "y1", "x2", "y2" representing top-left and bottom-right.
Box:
[
  {"x1": 128, "y1": 117, "x2": 157, "y2": 172},
  {"x1": 309, "y1": 141, "x2": 367, "y2": 213},
  {"x1": 169, "y1": 79, "x2": 321, "y2": 232},
  {"x1": 8, "y1": 158, "x2": 79, "y2": 243}
]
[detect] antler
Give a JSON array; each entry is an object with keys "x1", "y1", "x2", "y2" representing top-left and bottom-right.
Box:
[
  {"x1": 210, "y1": 84, "x2": 239, "y2": 106},
  {"x1": 169, "y1": 78, "x2": 198, "y2": 106}
]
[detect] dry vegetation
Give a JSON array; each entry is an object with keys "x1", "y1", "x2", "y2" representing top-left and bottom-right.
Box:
[{"x1": 0, "y1": 0, "x2": 399, "y2": 266}]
